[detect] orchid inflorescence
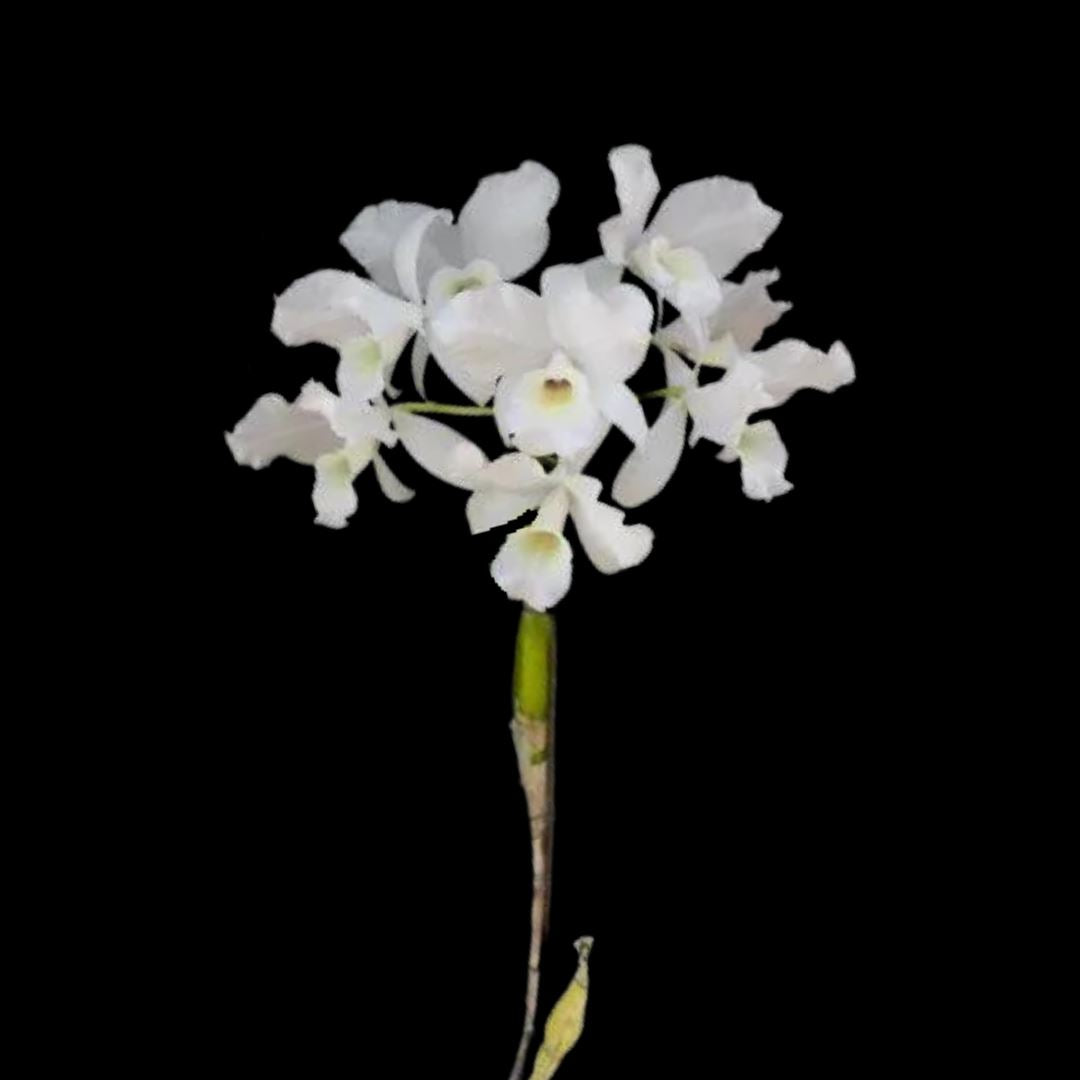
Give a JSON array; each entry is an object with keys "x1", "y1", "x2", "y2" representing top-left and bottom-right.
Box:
[{"x1": 226, "y1": 145, "x2": 855, "y2": 612}]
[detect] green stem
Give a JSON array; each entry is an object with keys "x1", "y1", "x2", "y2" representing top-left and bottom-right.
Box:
[
  {"x1": 394, "y1": 387, "x2": 681, "y2": 416},
  {"x1": 393, "y1": 402, "x2": 495, "y2": 416},
  {"x1": 639, "y1": 386, "x2": 685, "y2": 400}
]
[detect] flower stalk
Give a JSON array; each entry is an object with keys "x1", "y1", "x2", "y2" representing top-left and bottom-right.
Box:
[
  {"x1": 392, "y1": 401, "x2": 496, "y2": 416},
  {"x1": 508, "y1": 605, "x2": 557, "y2": 1080}
]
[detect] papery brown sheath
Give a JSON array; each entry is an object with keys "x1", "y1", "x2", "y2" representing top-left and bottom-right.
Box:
[{"x1": 507, "y1": 606, "x2": 556, "y2": 1080}]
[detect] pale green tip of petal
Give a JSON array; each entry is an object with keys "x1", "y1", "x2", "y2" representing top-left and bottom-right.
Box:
[{"x1": 513, "y1": 606, "x2": 555, "y2": 724}]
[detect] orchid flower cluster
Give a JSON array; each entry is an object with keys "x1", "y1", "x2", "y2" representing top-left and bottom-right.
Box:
[{"x1": 226, "y1": 146, "x2": 855, "y2": 611}]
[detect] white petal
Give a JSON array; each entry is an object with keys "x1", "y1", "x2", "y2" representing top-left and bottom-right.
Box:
[
  {"x1": 599, "y1": 145, "x2": 660, "y2": 264},
  {"x1": 428, "y1": 282, "x2": 552, "y2": 405},
  {"x1": 393, "y1": 208, "x2": 454, "y2": 303},
  {"x1": 580, "y1": 256, "x2": 624, "y2": 292},
  {"x1": 600, "y1": 214, "x2": 635, "y2": 266},
  {"x1": 662, "y1": 347, "x2": 697, "y2": 391},
  {"x1": 686, "y1": 359, "x2": 775, "y2": 448},
  {"x1": 458, "y1": 161, "x2": 559, "y2": 281},
  {"x1": 335, "y1": 337, "x2": 386, "y2": 401},
  {"x1": 749, "y1": 339, "x2": 856, "y2": 405},
  {"x1": 390, "y1": 409, "x2": 488, "y2": 489},
  {"x1": 592, "y1": 379, "x2": 648, "y2": 446},
  {"x1": 226, "y1": 391, "x2": 341, "y2": 469},
  {"x1": 312, "y1": 443, "x2": 372, "y2": 529},
  {"x1": 541, "y1": 265, "x2": 652, "y2": 383},
  {"x1": 472, "y1": 451, "x2": 549, "y2": 491},
  {"x1": 631, "y1": 237, "x2": 722, "y2": 331},
  {"x1": 410, "y1": 333, "x2": 431, "y2": 398},
  {"x1": 660, "y1": 320, "x2": 740, "y2": 367},
  {"x1": 612, "y1": 399, "x2": 688, "y2": 508},
  {"x1": 534, "y1": 486, "x2": 571, "y2": 532},
  {"x1": 465, "y1": 452, "x2": 551, "y2": 532},
  {"x1": 564, "y1": 475, "x2": 654, "y2": 574},
  {"x1": 296, "y1": 378, "x2": 338, "y2": 419},
  {"x1": 340, "y1": 201, "x2": 461, "y2": 295},
  {"x1": 648, "y1": 177, "x2": 781, "y2": 279},
  {"x1": 490, "y1": 525, "x2": 573, "y2": 612},
  {"x1": 609, "y1": 145, "x2": 661, "y2": 236},
  {"x1": 425, "y1": 260, "x2": 502, "y2": 314},
  {"x1": 467, "y1": 488, "x2": 547, "y2": 534},
  {"x1": 271, "y1": 270, "x2": 422, "y2": 351},
  {"x1": 321, "y1": 393, "x2": 396, "y2": 447},
  {"x1": 725, "y1": 420, "x2": 793, "y2": 501},
  {"x1": 708, "y1": 269, "x2": 790, "y2": 350},
  {"x1": 372, "y1": 452, "x2": 415, "y2": 503},
  {"x1": 562, "y1": 422, "x2": 611, "y2": 474},
  {"x1": 495, "y1": 354, "x2": 605, "y2": 458}
]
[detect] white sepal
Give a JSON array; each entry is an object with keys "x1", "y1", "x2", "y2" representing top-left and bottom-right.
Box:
[
  {"x1": 750, "y1": 339, "x2": 855, "y2": 405},
  {"x1": 391, "y1": 409, "x2": 488, "y2": 489},
  {"x1": 611, "y1": 398, "x2": 688, "y2": 508},
  {"x1": 339, "y1": 201, "x2": 450, "y2": 295},
  {"x1": 271, "y1": 269, "x2": 421, "y2": 351},
  {"x1": 372, "y1": 452, "x2": 415, "y2": 503},
  {"x1": 599, "y1": 145, "x2": 660, "y2": 264},
  {"x1": 564, "y1": 475, "x2": 654, "y2": 574},
  {"x1": 393, "y1": 208, "x2": 454, "y2": 304},
  {"x1": 647, "y1": 176, "x2": 781, "y2": 280},
  {"x1": 458, "y1": 161, "x2": 560, "y2": 281},
  {"x1": 541, "y1": 265, "x2": 652, "y2": 384},
  {"x1": 225, "y1": 392, "x2": 341, "y2": 469},
  {"x1": 591, "y1": 379, "x2": 648, "y2": 447}
]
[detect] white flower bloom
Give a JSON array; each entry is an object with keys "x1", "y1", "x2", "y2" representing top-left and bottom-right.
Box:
[
  {"x1": 226, "y1": 381, "x2": 412, "y2": 528},
  {"x1": 229, "y1": 149, "x2": 854, "y2": 572},
  {"x1": 658, "y1": 269, "x2": 792, "y2": 362},
  {"x1": 618, "y1": 352, "x2": 786, "y2": 504},
  {"x1": 469, "y1": 450, "x2": 653, "y2": 611},
  {"x1": 615, "y1": 327, "x2": 854, "y2": 506},
  {"x1": 431, "y1": 264, "x2": 651, "y2": 453},
  {"x1": 599, "y1": 144, "x2": 781, "y2": 348},
  {"x1": 340, "y1": 162, "x2": 559, "y2": 300},
  {"x1": 339, "y1": 163, "x2": 558, "y2": 397},
  {"x1": 270, "y1": 270, "x2": 423, "y2": 401}
]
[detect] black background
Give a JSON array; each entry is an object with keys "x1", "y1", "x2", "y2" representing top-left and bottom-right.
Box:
[{"x1": 189, "y1": 80, "x2": 942, "y2": 1075}]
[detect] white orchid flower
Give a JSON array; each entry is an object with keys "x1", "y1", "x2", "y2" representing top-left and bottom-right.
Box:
[
  {"x1": 270, "y1": 270, "x2": 423, "y2": 402},
  {"x1": 468, "y1": 436, "x2": 653, "y2": 611},
  {"x1": 225, "y1": 380, "x2": 414, "y2": 528},
  {"x1": 657, "y1": 269, "x2": 792, "y2": 365},
  {"x1": 429, "y1": 264, "x2": 652, "y2": 457},
  {"x1": 339, "y1": 162, "x2": 559, "y2": 398},
  {"x1": 614, "y1": 333, "x2": 854, "y2": 505},
  {"x1": 599, "y1": 144, "x2": 781, "y2": 350}
]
